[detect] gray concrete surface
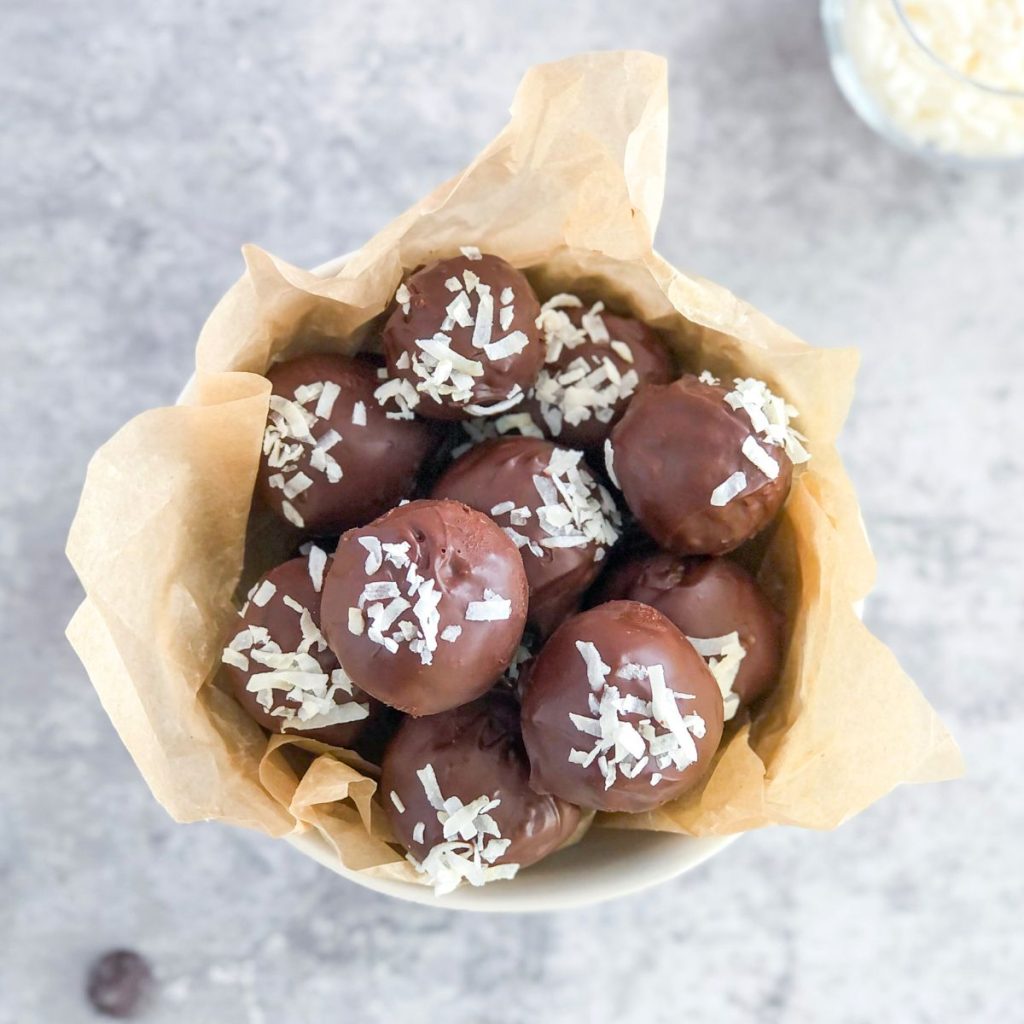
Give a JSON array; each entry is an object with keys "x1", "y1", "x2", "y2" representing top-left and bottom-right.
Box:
[{"x1": 2, "y1": 1, "x2": 1021, "y2": 1021}]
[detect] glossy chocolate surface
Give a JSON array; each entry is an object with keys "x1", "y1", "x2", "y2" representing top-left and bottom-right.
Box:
[
  {"x1": 594, "y1": 552, "x2": 783, "y2": 707},
  {"x1": 526, "y1": 302, "x2": 673, "y2": 449},
  {"x1": 256, "y1": 353, "x2": 436, "y2": 535},
  {"x1": 609, "y1": 375, "x2": 793, "y2": 556},
  {"x1": 380, "y1": 691, "x2": 581, "y2": 870},
  {"x1": 431, "y1": 437, "x2": 620, "y2": 637},
  {"x1": 521, "y1": 601, "x2": 724, "y2": 813},
  {"x1": 321, "y1": 499, "x2": 529, "y2": 716},
  {"x1": 222, "y1": 553, "x2": 376, "y2": 748},
  {"x1": 382, "y1": 254, "x2": 544, "y2": 421}
]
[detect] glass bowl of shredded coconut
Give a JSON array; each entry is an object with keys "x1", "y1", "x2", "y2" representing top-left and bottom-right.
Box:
[{"x1": 822, "y1": 0, "x2": 1024, "y2": 160}]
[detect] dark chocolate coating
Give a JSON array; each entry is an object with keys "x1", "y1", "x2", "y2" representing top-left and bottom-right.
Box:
[
  {"x1": 222, "y1": 555, "x2": 377, "y2": 747},
  {"x1": 321, "y1": 500, "x2": 529, "y2": 716},
  {"x1": 382, "y1": 254, "x2": 544, "y2": 421},
  {"x1": 380, "y1": 692, "x2": 581, "y2": 872},
  {"x1": 609, "y1": 375, "x2": 793, "y2": 556},
  {"x1": 526, "y1": 304, "x2": 673, "y2": 449},
  {"x1": 256, "y1": 353, "x2": 436, "y2": 535},
  {"x1": 593, "y1": 553, "x2": 784, "y2": 707},
  {"x1": 430, "y1": 437, "x2": 619, "y2": 638},
  {"x1": 521, "y1": 601, "x2": 724, "y2": 813}
]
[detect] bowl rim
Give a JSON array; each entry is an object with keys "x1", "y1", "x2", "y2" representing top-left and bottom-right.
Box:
[{"x1": 190, "y1": 250, "x2": 744, "y2": 913}]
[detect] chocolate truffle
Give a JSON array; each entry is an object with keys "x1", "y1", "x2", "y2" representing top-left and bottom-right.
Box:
[
  {"x1": 593, "y1": 553, "x2": 784, "y2": 718},
  {"x1": 521, "y1": 601, "x2": 724, "y2": 813},
  {"x1": 607, "y1": 373, "x2": 804, "y2": 556},
  {"x1": 381, "y1": 251, "x2": 544, "y2": 421},
  {"x1": 221, "y1": 550, "x2": 376, "y2": 747},
  {"x1": 431, "y1": 437, "x2": 621, "y2": 637},
  {"x1": 321, "y1": 499, "x2": 529, "y2": 716},
  {"x1": 380, "y1": 691, "x2": 582, "y2": 895},
  {"x1": 525, "y1": 295, "x2": 673, "y2": 449},
  {"x1": 256, "y1": 352, "x2": 436, "y2": 534}
]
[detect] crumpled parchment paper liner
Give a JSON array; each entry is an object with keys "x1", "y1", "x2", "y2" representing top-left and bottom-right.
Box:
[{"x1": 67, "y1": 51, "x2": 962, "y2": 887}]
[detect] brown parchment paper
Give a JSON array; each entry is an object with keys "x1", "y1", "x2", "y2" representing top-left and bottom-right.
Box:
[{"x1": 66, "y1": 51, "x2": 962, "y2": 887}]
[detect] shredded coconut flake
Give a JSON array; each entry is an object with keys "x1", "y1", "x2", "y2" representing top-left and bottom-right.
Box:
[
  {"x1": 460, "y1": 246, "x2": 483, "y2": 261},
  {"x1": 224, "y1": 601, "x2": 368, "y2": 729},
  {"x1": 485, "y1": 446, "x2": 621, "y2": 564},
  {"x1": 604, "y1": 439, "x2": 620, "y2": 489},
  {"x1": 576, "y1": 640, "x2": 611, "y2": 690},
  {"x1": 316, "y1": 429, "x2": 342, "y2": 453},
  {"x1": 307, "y1": 546, "x2": 327, "y2": 593},
  {"x1": 686, "y1": 632, "x2": 746, "y2": 722},
  {"x1": 465, "y1": 590, "x2": 512, "y2": 621},
  {"x1": 710, "y1": 471, "x2": 747, "y2": 507},
  {"x1": 282, "y1": 472, "x2": 313, "y2": 500},
  {"x1": 351, "y1": 401, "x2": 367, "y2": 426},
  {"x1": 724, "y1": 377, "x2": 810, "y2": 465},
  {"x1": 483, "y1": 330, "x2": 528, "y2": 362},
  {"x1": 464, "y1": 384, "x2": 526, "y2": 417},
  {"x1": 282, "y1": 498, "x2": 305, "y2": 526},
  {"x1": 315, "y1": 381, "x2": 341, "y2": 419},
  {"x1": 222, "y1": 648, "x2": 249, "y2": 671},
  {"x1": 390, "y1": 791, "x2": 406, "y2": 814},
  {"x1": 251, "y1": 581, "x2": 277, "y2": 607},
  {"x1": 406, "y1": 763, "x2": 518, "y2": 895},
  {"x1": 741, "y1": 435, "x2": 780, "y2": 480},
  {"x1": 566, "y1": 643, "x2": 708, "y2": 790},
  {"x1": 358, "y1": 536, "x2": 383, "y2": 575}
]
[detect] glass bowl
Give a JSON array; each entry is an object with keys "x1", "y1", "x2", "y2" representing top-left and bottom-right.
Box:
[{"x1": 821, "y1": 0, "x2": 1024, "y2": 163}]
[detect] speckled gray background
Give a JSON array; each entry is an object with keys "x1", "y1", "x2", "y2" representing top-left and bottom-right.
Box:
[{"x1": 2, "y1": 1, "x2": 1021, "y2": 1021}]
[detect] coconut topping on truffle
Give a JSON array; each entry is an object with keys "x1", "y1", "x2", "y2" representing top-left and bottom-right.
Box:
[
  {"x1": 709, "y1": 471, "x2": 748, "y2": 508},
  {"x1": 381, "y1": 258, "x2": 532, "y2": 418},
  {"x1": 406, "y1": 764, "x2": 519, "y2": 895},
  {"x1": 350, "y1": 537, "x2": 511, "y2": 666},
  {"x1": 724, "y1": 376, "x2": 810, "y2": 467},
  {"x1": 566, "y1": 640, "x2": 708, "y2": 790},
  {"x1": 262, "y1": 388, "x2": 348, "y2": 528},
  {"x1": 487, "y1": 446, "x2": 619, "y2": 560},
  {"x1": 449, "y1": 412, "x2": 545, "y2": 459},
  {"x1": 685, "y1": 632, "x2": 747, "y2": 721},
  {"x1": 532, "y1": 295, "x2": 642, "y2": 438},
  {"x1": 699, "y1": 374, "x2": 810, "y2": 509},
  {"x1": 223, "y1": 552, "x2": 370, "y2": 732}
]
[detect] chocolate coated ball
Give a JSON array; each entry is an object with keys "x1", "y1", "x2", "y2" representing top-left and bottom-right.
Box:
[
  {"x1": 593, "y1": 552, "x2": 783, "y2": 713},
  {"x1": 321, "y1": 499, "x2": 529, "y2": 716},
  {"x1": 521, "y1": 601, "x2": 723, "y2": 813},
  {"x1": 380, "y1": 691, "x2": 581, "y2": 892},
  {"x1": 382, "y1": 253, "x2": 543, "y2": 421},
  {"x1": 431, "y1": 437, "x2": 620, "y2": 637},
  {"x1": 256, "y1": 353, "x2": 436, "y2": 534},
  {"x1": 221, "y1": 552, "x2": 377, "y2": 747},
  {"x1": 608, "y1": 375, "x2": 793, "y2": 555},
  {"x1": 526, "y1": 297, "x2": 673, "y2": 449}
]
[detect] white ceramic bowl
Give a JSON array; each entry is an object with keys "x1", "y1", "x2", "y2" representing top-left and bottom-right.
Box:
[{"x1": 193, "y1": 251, "x2": 793, "y2": 912}]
